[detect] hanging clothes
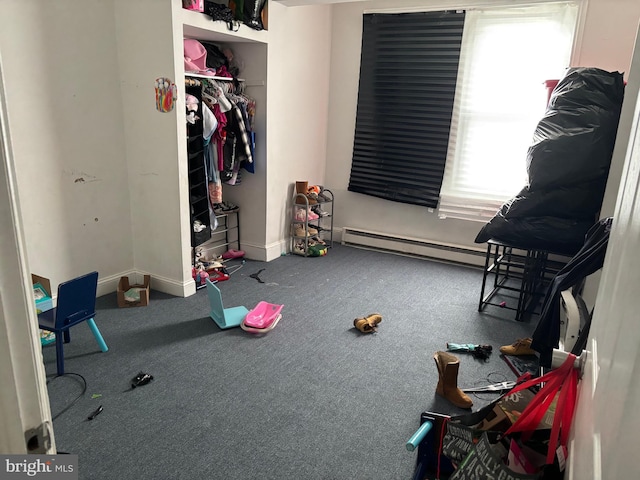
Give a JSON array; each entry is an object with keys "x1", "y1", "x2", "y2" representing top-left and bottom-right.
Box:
[
  {"x1": 531, "y1": 217, "x2": 613, "y2": 367},
  {"x1": 201, "y1": 79, "x2": 256, "y2": 185},
  {"x1": 202, "y1": 102, "x2": 223, "y2": 207},
  {"x1": 202, "y1": 102, "x2": 218, "y2": 181},
  {"x1": 236, "y1": 98, "x2": 255, "y2": 174}
]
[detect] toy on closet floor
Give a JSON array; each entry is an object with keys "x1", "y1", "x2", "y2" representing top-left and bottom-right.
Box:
[
  {"x1": 192, "y1": 264, "x2": 210, "y2": 286},
  {"x1": 209, "y1": 268, "x2": 230, "y2": 283},
  {"x1": 241, "y1": 301, "x2": 284, "y2": 334}
]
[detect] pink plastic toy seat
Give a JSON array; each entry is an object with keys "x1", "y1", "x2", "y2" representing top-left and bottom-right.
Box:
[
  {"x1": 241, "y1": 301, "x2": 284, "y2": 333},
  {"x1": 241, "y1": 314, "x2": 282, "y2": 334}
]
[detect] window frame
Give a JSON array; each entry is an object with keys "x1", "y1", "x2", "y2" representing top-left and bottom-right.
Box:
[{"x1": 359, "y1": 0, "x2": 586, "y2": 220}]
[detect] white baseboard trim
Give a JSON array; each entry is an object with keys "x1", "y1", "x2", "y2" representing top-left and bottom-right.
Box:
[
  {"x1": 240, "y1": 240, "x2": 287, "y2": 262},
  {"x1": 341, "y1": 227, "x2": 486, "y2": 267},
  {"x1": 265, "y1": 239, "x2": 288, "y2": 262},
  {"x1": 98, "y1": 270, "x2": 194, "y2": 299},
  {"x1": 146, "y1": 272, "x2": 194, "y2": 297},
  {"x1": 97, "y1": 271, "x2": 134, "y2": 298},
  {"x1": 240, "y1": 243, "x2": 267, "y2": 262}
]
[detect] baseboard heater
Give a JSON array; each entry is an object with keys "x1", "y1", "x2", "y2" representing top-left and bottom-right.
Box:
[{"x1": 341, "y1": 228, "x2": 486, "y2": 267}]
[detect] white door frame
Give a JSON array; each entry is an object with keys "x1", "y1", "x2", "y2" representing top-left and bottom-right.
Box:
[
  {"x1": 567, "y1": 23, "x2": 640, "y2": 479},
  {"x1": 0, "y1": 51, "x2": 55, "y2": 454}
]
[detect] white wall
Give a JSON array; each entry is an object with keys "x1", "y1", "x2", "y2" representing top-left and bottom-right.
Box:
[
  {"x1": 217, "y1": 39, "x2": 269, "y2": 260},
  {"x1": 115, "y1": 0, "x2": 191, "y2": 296},
  {"x1": 0, "y1": 0, "x2": 133, "y2": 293},
  {"x1": 325, "y1": 0, "x2": 640, "y2": 251},
  {"x1": 265, "y1": 1, "x2": 332, "y2": 258}
]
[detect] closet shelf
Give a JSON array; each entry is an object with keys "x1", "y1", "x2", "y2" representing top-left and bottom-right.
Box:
[
  {"x1": 186, "y1": 73, "x2": 245, "y2": 82},
  {"x1": 182, "y1": 8, "x2": 268, "y2": 45}
]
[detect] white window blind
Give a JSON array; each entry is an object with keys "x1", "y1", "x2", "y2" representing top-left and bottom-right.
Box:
[{"x1": 438, "y1": 3, "x2": 578, "y2": 222}]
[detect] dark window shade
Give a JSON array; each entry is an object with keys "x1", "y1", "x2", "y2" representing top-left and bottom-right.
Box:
[{"x1": 349, "y1": 11, "x2": 465, "y2": 208}]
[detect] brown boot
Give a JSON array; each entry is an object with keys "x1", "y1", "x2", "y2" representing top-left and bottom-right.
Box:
[
  {"x1": 434, "y1": 351, "x2": 473, "y2": 409},
  {"x1": 295, "y1": 181, "x2": 308, "y2": 194},
  {"x1": 295, "y1": 181, "x2": 309, "y2": 205}
]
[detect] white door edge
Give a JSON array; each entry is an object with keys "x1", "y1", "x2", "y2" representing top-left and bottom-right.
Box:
[{"x1": 0, "y1": 50, "x2": 55, "y2": 454}]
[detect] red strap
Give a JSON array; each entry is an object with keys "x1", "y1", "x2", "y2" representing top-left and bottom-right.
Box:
[
  {"x1": 437, "y1": 417, "x2": 449, "y2": 480},
  {"x1": 506, "y1": 354, "x2": 574, "y2": 398},
  {"x1": 504, "y1": 354, "x2": 578, "y2": 465},
  {"x1": 560, "y1": 368, "x2": 579, "y2": 448},
  {"x1": 520, "y1": 385, "x2": 562, "y2": 443},
  {"x1": 505, "y1": 355, "x2": 574, "y2": 436},
  {"x1": 545, "y1": 366, "x2": 579, "y2": 463},
  {"x1": 517, "y1": 371, "x2": 532, "y2": 383}
]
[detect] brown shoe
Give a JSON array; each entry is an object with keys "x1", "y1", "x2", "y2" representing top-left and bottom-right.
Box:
[{"x1": 499, "y1": 338, "x2": 536, "y2": 356}]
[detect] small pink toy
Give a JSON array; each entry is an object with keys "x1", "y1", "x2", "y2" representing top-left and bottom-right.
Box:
[{"x1": 241, "y1": 301, "x2": 284, "y2": 333}]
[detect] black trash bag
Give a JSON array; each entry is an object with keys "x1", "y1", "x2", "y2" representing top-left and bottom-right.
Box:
[
  {"x1": 475, "y1": 67, "x2": 625, "y2": 254},
  {"x1": 243, "y1": 0, "x2": 266, "y2": 30},
  {"x1": 527, "y1": 68, "x2": 625, "y2": 189},
  {"x1": 477, "y1": 199, "x2": 596, "y2": 255},
  {"x1": 504, "y1": 180, "x2": 608, "y2": 220}
]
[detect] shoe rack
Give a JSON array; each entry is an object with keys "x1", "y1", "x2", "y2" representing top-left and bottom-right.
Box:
[
  {"x1": 193, "y1": 208, "x2": 240, "y2": 290},
  {"x1": 290, "y1": 189, "x2": 334, "y2": 256},
  {"x1": 202, "y1": 208, "x2": 241, "y2": 260}
]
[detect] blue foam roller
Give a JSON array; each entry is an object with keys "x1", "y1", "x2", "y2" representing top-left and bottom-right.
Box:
[{"x1": 406, "y1": 421, "x2": 433, "y2": 452}]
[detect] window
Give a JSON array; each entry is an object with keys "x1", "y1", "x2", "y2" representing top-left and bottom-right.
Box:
[
  {"x1": 348, "y1": 2, "x2": 578, "y2": 217},
  {"x1": 439, "y1": 3, "x2": 579, "y2": 221}
]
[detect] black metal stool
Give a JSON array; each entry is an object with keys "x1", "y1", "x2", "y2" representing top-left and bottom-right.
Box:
[{"x1": 478, "y1": 239, "x2": 568, "y2": 321}]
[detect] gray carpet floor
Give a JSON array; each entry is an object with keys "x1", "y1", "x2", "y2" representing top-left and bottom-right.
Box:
[{"x1": 44, "y1": 244, "x2": 536, "y2": 479}]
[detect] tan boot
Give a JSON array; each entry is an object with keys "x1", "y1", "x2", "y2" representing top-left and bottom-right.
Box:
[
  {"x1": 499, "y1": 338, "x2": 536, "y2": 356},
  {"x1": 354, "y1": 317, "x2": 376, "y2": 333},
  {"x1": 353, "y1": 313, "x2": 382, "y2": 333},
  {"x1": 365, "y1": 313, "x2": 382, "y2": 328},
  {"x1": 434, "y1": 351, "x2": 473, "y2": 409}
]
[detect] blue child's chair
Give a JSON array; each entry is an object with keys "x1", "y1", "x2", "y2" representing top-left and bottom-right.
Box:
[
  {"x1": 37, "y1": 271, "x2": 108, "y2": 375},
  {"x1": 206, "y1": 278, "x2": 249, "y2": 329}
]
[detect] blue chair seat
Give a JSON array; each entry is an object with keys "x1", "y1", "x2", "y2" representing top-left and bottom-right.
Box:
[
  {"x1": 38, "y1": 308, "x2": 95, "y2": 331},
  {"x1": 206, "y1": 279, "x2": 248, "y2": 329}
]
